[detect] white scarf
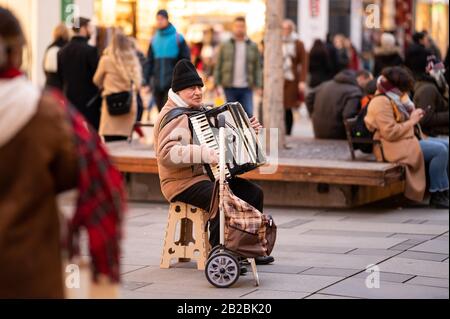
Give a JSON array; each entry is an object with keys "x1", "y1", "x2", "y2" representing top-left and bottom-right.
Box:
[
  {"x1": 0, "y1": 76, "x2": 40, "y2": 147},
  {"x1": 282, "y1": 33, "x2": 298, "y2": 81},
  {"x1": 168, "y1": 88, "x2": 189, "y2": 107}
]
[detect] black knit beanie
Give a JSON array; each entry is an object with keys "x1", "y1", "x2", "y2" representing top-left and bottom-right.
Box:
[{"x1": 171, "y1": 59, "x2": 204, "y2": 92}]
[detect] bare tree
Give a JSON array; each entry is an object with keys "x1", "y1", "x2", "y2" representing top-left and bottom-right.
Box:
[{"x1": 263, "y1": 0, "x2": 285, "y2": 148}]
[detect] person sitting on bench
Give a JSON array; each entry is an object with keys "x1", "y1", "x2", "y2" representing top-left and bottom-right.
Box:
[{"x1": 153, "y1": 59, "x2": 274, "y2": 265}]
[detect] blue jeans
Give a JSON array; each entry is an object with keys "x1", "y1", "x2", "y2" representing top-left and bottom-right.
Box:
[
  {"x1": 419, "y1": 137, "x2": 449, "y2": 192},
  {"x1": 224, "y1": 87, "x2": 254, "y2": 117}
]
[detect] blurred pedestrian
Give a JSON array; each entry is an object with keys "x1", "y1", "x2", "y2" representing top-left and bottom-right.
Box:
[
  {"x1": 143, "y1": 9, "x2": 190, "y2": 111},
  {"x1": 130, "y1": 37, "x2": 146, "y2": 126},
  {"x1": 422, "y1": 30, "x2": 442, "y2": 61},
  {"x1": 214, "y1": 16, "x2": 262, "y2": 117},
  {"x1": 413, "y1": 55, "x2": 448, "y2": 137},
  {"x1": 43, "y1": 23, "x2": 69, "y2": 88},
  {"x1": 405, "y1": 32, "x2": 431, "y2": 78},
  {"x1": 325, "y1": 33, "x2": 339, "y2": 77},
  {"x1": 282, "y1": 19, "x2": 308, "y2": 135},
  {"x1": 344, "y1": 38, "x2": 360, "y2": 71},
  {"x1": 306, "y1": 70, "x2": 373, "y2": 139},
  {"x1": 93, "y1": 29, "x2": 142, "y2": 142},
  {"x1": 58, "y1": 17, "x2": 101, "y2": 130},
  {"x1": 308, "y1": 39, "x2": 333, "y2": 88},
  {"x1": 373, "y1": 32, "x2": 403, "y2": 77},
  {"x1": 0, "y1": 7, "x2": 125, "y2": 298},
  {"x1": 334, "y1": 34, "x2": 350, "y2": 73}
]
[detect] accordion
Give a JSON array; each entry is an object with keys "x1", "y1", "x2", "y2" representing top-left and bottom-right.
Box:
[{"x1": 189, "y1": 102, "x2": 266, "y2": 181}]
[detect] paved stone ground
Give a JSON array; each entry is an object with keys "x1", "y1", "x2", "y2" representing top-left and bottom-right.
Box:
[{"x1": 59, "y1": 198, "x2": 449, "y2": 299}]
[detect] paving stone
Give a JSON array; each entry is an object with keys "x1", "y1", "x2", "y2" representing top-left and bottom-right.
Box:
[
  {"x1": 402, "y1": 219, "x2": 428, "y2": 224},
  {"x1": 237, "y1": 273, "x2": 343, "y2": 293},
  {"x1": 303, "y1": 229, "x2": 393, "y2": 238},
  {"x1": 388, "y1": 233, "x2": 436, "y2": 241},
  {"x1": 256, "y1": 264, "x2": 311, "y2": 274},
  {"x1": 122, "y1": 281, "x2": 152, "y2": 291},
  {"x1": 422, "y1": 220, "x2": 449, "y2": 226},
  {"x1": 320, "y1": 277, "x2": 449, "y2": 299},
  {"x1": 409, "y1": 239, "x2": 449, "y2": 254},
  {"x1": 347, "y1": 248, "x2": 399, "y2": 257},
  {"x1": 289, "y1": 234, "x2": 404, "y2": 249},
  {"x1": 277, "y1": 245, "x2": 354, "y2": 254},
  {"x1": 301, "y1": 267, "x2": 360, "y2": 277},
  {"x1": 294, "y1": 221, "x2": 448, "y2": 236},
  {"x1": 274, "y1": 251, "x2": 386, "y2": 270},
  {"x1": 405, "y1": 276, "x2": 449, "y2": 289},
  {"x1": 397, "y1": 251, "x2": 448, "y2": 262},
  {"x1": 306, "y1": 293, "x2": 362, "y2": 299},
  {"x1": 278, "y1": 218, "x2": 314, "y2": 229},
  {"x1": 241, "y1": 289, "x2": 309, "y2": 299},
  {"x1": 389, "y1": 239, "x2": 425, "y2": 251},
  {"x1": 376, "y1": 258, "x2": 449, "y2": 279},
  {"x1": 120, "y1": 264, "x2": 148, "y2": 275},
  {"x1": 352, "y1": 271, "x2": 414, "y2": 283},
  {"x1": 134, "y1": 282, "x2": 264, "y2": 299}
]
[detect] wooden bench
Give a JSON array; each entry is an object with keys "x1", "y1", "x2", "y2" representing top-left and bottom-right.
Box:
[{"x1": 107, "y1": 137, "x2": 405, "y2": 208}]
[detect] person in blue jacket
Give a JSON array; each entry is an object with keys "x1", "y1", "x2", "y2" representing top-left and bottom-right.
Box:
[{"x1": 143, "y1": 9, "x2": 190, "y2": 111}]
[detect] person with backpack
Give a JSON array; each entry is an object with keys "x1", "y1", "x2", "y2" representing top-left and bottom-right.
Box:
[
  {"x1": 143, "y1": 9, "x2": 190, "y2": 112},
  {"x1": 153, "y1": 59, "x2": 274, "y2": 267}
]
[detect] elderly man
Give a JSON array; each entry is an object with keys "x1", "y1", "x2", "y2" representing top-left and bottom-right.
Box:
[{"x1": 154, "y1": 59, "x2": 274, "y2": 266}]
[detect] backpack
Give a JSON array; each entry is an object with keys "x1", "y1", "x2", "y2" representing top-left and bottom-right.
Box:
[{"x1": 351, "y1": 94, "x2": 387, "y2": 154}]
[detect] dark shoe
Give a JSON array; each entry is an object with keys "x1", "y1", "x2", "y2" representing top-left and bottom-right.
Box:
[
  {"x1": 240, "y1": 265, "x2": 248, "y2": 275},
  {"x1": 255, "y1": 255, "x2": 275, "y2": 265},
  {"x1": 430, "y1": 191, "x2": 449, "y2": 209},
  {"x1": 238, "y1": 257, "x2": 250, "y2": 266}
]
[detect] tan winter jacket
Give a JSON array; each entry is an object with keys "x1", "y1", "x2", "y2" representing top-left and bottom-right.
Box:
[
  {"x1": 93, "y1": 53, "x2": 140, "y2": 137},
  {"x1": 153, "y1": 98, "x2": 216, "y2": 201},
  {"x1": 364, "y1": 94, "x2": 425, "y2": 202}
]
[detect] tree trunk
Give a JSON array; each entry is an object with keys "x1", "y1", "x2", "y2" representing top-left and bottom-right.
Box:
[{"x1": 263, "y1": 0, "x2": 285, "y2": 148}]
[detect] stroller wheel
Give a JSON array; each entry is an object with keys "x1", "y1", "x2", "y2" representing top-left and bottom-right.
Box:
[{"x1": 205, "y1": 252, "x2": 240, "y2": 288}]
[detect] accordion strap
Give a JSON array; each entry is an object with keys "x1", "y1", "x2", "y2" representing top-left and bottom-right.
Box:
[{"x1": 158, "y1": 107, "x2": 200, "y2": 132}]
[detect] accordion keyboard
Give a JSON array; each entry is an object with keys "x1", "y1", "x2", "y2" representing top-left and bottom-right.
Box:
[{"x1": 190, "y1": 113, "x2": 231, "y2": 180}]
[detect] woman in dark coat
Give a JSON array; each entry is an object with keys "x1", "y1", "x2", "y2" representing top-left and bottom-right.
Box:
[{"x1": 308, "y1": 39, "x2": 333, "y2": 89}]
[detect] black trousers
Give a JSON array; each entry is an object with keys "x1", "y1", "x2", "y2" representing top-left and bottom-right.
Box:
[
  {"x1": 153, "y1": 89, "x2": 169, "y2": 112},
  {"x1": 173, "y1": 177, "x2": 264, "y2": 247},
  {"x1": 285, "y1": 109, "x2": 293, "y2": 136}
]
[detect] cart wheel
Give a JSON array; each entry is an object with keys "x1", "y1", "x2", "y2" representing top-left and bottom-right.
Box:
[
  {"x1": 208, "y1": 245, "x2": 223, "y2": 258},
  {"x1": 205, "y1": 252, "x2": 240, "y2": 288}
]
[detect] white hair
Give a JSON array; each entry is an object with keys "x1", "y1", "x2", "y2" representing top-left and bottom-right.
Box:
[{"x1": 381, "y1": 32, "x2": 396, "y2": 49}]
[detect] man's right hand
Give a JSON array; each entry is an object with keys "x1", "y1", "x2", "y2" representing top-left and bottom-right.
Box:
[{"x1": 410, "y1": 109, "x2": 425, "y2": 125}]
